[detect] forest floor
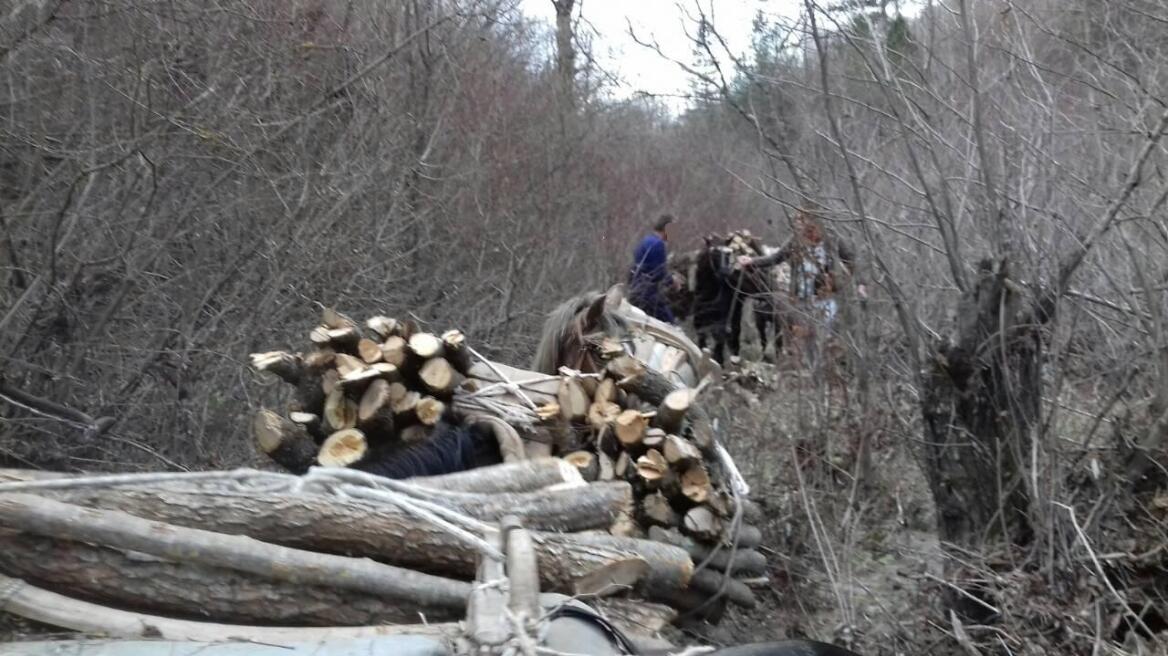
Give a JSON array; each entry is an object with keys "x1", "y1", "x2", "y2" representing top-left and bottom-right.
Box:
[{"x1": 687, "y1": 329, "x2": 959, "y2": 656}]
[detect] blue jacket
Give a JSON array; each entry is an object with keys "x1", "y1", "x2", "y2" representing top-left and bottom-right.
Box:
[
  {"x1": 630, "y1": 234, "x2": 668, "y2": 292},
  {"x1": 628, "y1": 233, "x2": 675, "y2": 323}
]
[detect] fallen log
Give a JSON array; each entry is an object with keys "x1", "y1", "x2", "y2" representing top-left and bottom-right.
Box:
[
  {"x1": 0, "y1": 531, "x2": 448, "y2": 625},
  {"x1": 0, "y1": 494, "x2": 471, "y2": 611},
  {"x1": 0, "y1": 572, "x2": 460, "y2": 643}
]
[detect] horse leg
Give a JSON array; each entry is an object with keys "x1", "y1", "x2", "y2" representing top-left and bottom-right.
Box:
[
  {"x1": 755, "y1": 309, "x2": 774, "y2": 363},
  {"x1": 728, "y1": 295, "x2": 744, "y2": 360}
]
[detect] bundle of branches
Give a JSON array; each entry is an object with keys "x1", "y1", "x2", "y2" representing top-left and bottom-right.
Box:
[{"x1": 248, "y1": 308, "x2": 765, "y2": 621}]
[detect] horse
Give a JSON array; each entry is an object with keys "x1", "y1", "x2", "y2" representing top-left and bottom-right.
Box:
[
  {"x1": 688, "y1": 236, "x2": 793, "y2": 366},
  {"x1": 532, "y1": 286, "x2": 712, "y2": 388},
  {"x1": 690, "y1": 240, "x2": 736, "y2": 365}
]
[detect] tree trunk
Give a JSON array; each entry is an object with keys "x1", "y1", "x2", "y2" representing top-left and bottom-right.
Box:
[
  {"x1": 918, "y1": 259, "x2": 1043, "y2": 618},
  {"x1": 552, "y1": 0, "x2": 576, "y2": 113},
  {"x1": 0, "y1": 530, "x2": 447, "y2": 625}
]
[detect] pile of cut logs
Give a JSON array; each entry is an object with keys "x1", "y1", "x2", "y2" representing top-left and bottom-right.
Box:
[
  {"x1": 244, "y1": 309, "x2": 767, "y2": 623},
  {"x1": 0, "y1": 308, "x2": 769, "y2": 646}
]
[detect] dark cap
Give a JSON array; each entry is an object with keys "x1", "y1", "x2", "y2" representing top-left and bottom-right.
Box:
[{"x1": 653, "y1": 214, "x2": 675, "y2": 232}]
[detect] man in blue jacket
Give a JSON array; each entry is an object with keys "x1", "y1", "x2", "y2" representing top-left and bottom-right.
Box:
[{"x1": 628, "y1": 214, "x2": 678, "y2": 324}]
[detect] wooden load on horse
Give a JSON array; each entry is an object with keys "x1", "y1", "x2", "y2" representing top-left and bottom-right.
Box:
[{"x1": 0, "y1": 299, "x2": 767, "y2": 648}]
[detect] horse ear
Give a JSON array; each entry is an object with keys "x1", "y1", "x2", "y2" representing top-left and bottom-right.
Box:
[
  {"x1": 604, "y1": 285, "x2": 625, "y2": 308},
  {"x1": 584, "y1": 293, "x2": 608, "y2": 329}
]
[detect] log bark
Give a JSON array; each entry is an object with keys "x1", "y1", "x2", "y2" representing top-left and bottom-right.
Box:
[
  {"x1": 0, "y1": 531, "x2": 450, "y2": 625},
  {"x1": 593, "y1": 598, "x2": 677, "y2": 635},
  {"x1": 37, "y1": 484, "x2": 642, "y2": 594},
  {"x1": 664, "y1": 435, "x2": 701, "y2": 466},
  {"x1": 252, "y1": 409, "x2": 317, "y2": 474},
  {"x1": 641, "y1": 491, "x2": 680, "y2": 528},
  {"x1": 656, "y1": 388, "x2": 694, "y2": 435},
  {"x1": 357, "y1": 379, "x2": 395, "y2": 438},
  {"x1": 441, "y1": 329, "x2": 473, "y2": 375},
  {"x1": 564, "y1": 533, "x2": 693, "y2": 601},
  {"x1": 440, "y1": 481, "x2": 633, "y2": 533},
  {"x1": 688, "y1": 569, "x2": 758, "y2": 609},
  {"x1": 0, "y1": 494, "x2": 472, "y2": 610},
  {"x1": 647, "y1": 526, "x2": 767, "y2": 576},
  {"x1": 0, "y1": 572, "x2": 459, "y2": 643},
  {"x1": 407, "y1": 457, "x2": 582, "y2": 493}
]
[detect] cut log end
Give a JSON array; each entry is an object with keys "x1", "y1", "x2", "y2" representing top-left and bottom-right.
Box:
[
  {"x1": 564, "y1": 451, "x2": 599, "y2": 482},
  {"x1": 324, "y1": 389, "x2": 358, "y2": 432},
  {"x1": 357, "y1": 338, "x2": 384, "y2": 364},
  {"x1": 636, "y1": 450, "x2": 668, "y2": 483},
  {"x1": 381, "y1": 336, "x2": 409, "y2": 367},
  {"x1": 318, "y1": 429, "x2": 368, "y2": 468},
  {"x1": 615, "y1": 409, "x2": 649, "y2": 447},
  {"x1": 682, "y1": 506, "x2": 723, "y2": 542},
  {"x1": 416, "y1": 397, "x2": 446, "y2": 426},
  {"x1": 419, "y1": 358, "x2": 461, "y2": 396},
  {"x1": 249, "y1": 351, "x2": 302, "y2": 384},
  {"x1": 408, "y1": 333, "x2": 444, "y2": 360}
]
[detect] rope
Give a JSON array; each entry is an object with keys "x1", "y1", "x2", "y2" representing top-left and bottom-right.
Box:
[{"x1": 465, "y1": 345, "x2": 540, "y2": 410}]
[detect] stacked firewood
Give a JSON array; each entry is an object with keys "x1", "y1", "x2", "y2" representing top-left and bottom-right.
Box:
[
  {"x1": 245, "y1": 308, "x2": 766, "y2": 621},
  {"x1": 248, "y1": 309, "x2": 486, "y2": 473}
]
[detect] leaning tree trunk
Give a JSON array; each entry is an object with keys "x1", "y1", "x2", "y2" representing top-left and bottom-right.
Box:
[{"x1": 919, "y1": 259, "x2": 1045, "y2": 618}]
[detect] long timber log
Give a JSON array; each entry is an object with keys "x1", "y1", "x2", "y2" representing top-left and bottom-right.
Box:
[
  {"x1": 0, "y1": 530, "x2": 443, "y2": 625},
  {"x1": 0, "y1": 494, "x2": 472, "y2": 611},
  {"x1": 0, "y1": 572, "x2": 460, "y2": 643},
  {"x1": 18, "y1": 484, "x2": 649, "y2": 596}
]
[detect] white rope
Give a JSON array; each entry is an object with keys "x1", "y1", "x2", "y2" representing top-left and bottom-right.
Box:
[{"x1": 464, "y1": 346, "x2": 540, "y2": 410}]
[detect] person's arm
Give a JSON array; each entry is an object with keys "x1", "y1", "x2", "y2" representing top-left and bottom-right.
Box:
[{"x1": 740, "y1": 240, "x2": 791, "y2": 269}]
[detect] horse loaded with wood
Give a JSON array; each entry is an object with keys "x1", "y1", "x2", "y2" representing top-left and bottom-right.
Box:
[{"x1": 0, "y1": 289, "x2": 856, "y2": 655}]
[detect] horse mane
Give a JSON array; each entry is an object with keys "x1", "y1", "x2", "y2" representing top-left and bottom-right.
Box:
[
  {"x1": 531, "y1": 289, "x2": 628, "y2": 374},
  {"x1": 352, "y1": 418, "x2": 501, "y2": 479}
]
